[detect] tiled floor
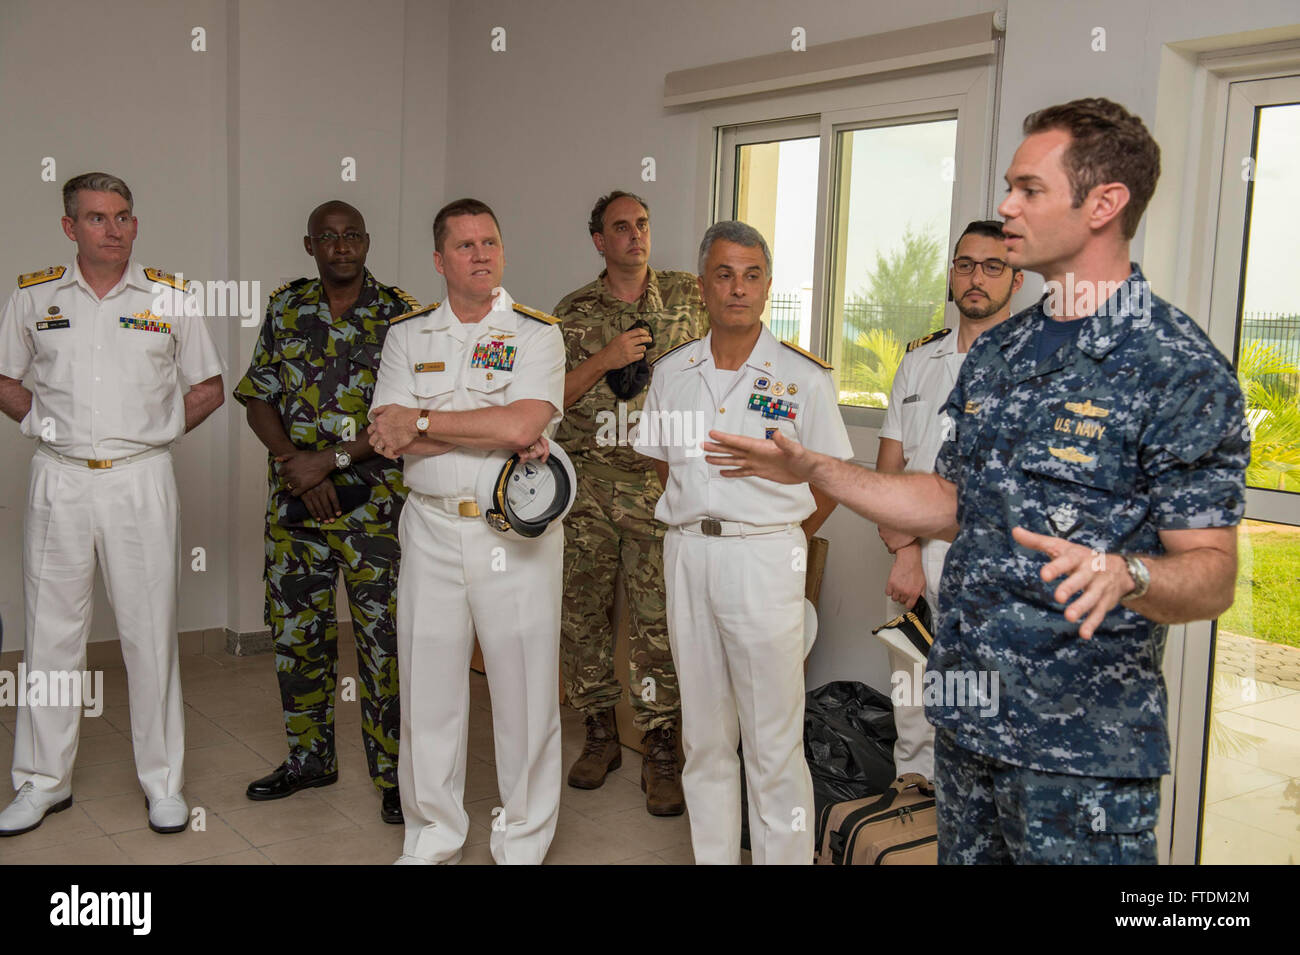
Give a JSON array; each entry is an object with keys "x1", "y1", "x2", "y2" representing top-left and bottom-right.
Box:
[
  {"x1": 1200, "y1": 640, "x2": 1300, "y2": 865},
  {"x1": 0, "y1": 642, "x2": 697, "y2": 865}
]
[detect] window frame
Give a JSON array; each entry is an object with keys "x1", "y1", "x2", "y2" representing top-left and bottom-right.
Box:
[{"x1": 696, "y1": 62, "x2": 997, "y2": 444}]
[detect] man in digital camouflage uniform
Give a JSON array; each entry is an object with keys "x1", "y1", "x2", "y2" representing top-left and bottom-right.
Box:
[
  {"x1": 234, "y1": 200, "x2": 417, "y2": 824},
  {"x1": 553, "y1": 190, "x2": 706, "y2": 815},
  {"x1": 703, "y1": 98, "x2": 1249, "y2": 864}
]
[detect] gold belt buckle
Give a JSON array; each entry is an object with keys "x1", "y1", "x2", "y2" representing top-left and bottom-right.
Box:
[
  {"x1": 87, "y1": 459, "x2": 113, "y2": 470},
  {"x1": 458, "y1": 500, "x2": 480, "y2": 518}
]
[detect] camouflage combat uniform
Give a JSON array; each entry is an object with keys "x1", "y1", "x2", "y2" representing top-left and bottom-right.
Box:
[
  {"x1": 930, "y1": 266, "x2": 1249, "y2": 863},
  {"x1": 553, "y1": 269, "x2": 705, "y2": 729},
  {"x1": 233, "y1": 270, "x2": 415, "y2": 790}
]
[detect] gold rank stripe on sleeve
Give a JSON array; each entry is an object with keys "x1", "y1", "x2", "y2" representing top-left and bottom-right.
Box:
[
  {"x1": 17, "y1": 266, "x2": 66, "y2": 288},
  {"x1": 650, "y1": 337, "x2": 699, "y2": 366},
  {"x1": 512, "y1": 303, "x2": 560, "y2": 325},
  {"x1": 144, "y1": 267, "x2": 190, "y2": 291},
  {"x1": 391, "y1": 286, "x2": 421, "y2": 311},
  {"x1": 780, "y1": 339, "x2": 833, "y2": 369},
  {"x1": 906, "y1": 326, "x2": 952, "y2": 353},
  {"x1": 389, "y1": 302, "x2": 440, "y2": 325}
]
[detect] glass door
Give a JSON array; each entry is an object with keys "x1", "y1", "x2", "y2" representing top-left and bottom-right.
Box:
[{"x1": 1195, "y1": 75, "x2": 1300, "y2": 865}]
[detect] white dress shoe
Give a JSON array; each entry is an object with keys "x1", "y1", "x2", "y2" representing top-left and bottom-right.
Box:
[
  {"x1": 146, "y1": 794, "x2": 189, "y2": 834},
  {"x1": 0, "y1": 782, "x2": 74, "y2": 836},
  {"x1": 393, "y1": 850, "x2": 462, "y2": 865}
]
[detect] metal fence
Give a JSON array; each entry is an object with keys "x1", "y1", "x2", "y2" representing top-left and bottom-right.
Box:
[{"x1": 1243, "y1": 313, "x2": 1300, "y2": 392}]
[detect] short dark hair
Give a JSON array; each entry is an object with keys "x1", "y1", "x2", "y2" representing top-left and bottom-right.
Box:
[
  {"x1": 433, "y1": 198, "x2": 501, "y2": 252},
  {"x1": 588, "y1": 190, "x2": 649, "y2": 236},
  {"x1": 63, "y1": 172, "x2": 133, "y2": 218},
  {"x1": 1022, "y1": 97, "x2": 1160, "y2": 240},
  {"x1": 955, "y1": 220, "x2": 1020, "y2": 274}
]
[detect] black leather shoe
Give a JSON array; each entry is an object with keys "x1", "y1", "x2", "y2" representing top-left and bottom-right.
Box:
[
  {"x1": 246, "y1": 763, "x2": 338, "y2": 801},
  {"x1": 381, "y1": 787, "x2": 403, "y2": 825}
]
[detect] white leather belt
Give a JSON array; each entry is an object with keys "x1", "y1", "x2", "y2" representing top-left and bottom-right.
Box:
[
  {"x1": 411, "y1": 491, "x2": 481, "y2": 518},
  {"x1": 36, "y1": 442, "x2": 170, "y2": 470},
  {"x1": 679, "y1": 519, "x2": 797, "y2": 538}
]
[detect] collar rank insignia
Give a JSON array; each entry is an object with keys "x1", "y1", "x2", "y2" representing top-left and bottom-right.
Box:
[
  {"x1": 471, "y1": 340, "x2": 516, "y2": 371},
  {"x1": 1064, "y1": 399, "x2": 1109, "y2": 418},
  {"x1": 748, "y1": 393, "x2": 797, "y2": 421}
]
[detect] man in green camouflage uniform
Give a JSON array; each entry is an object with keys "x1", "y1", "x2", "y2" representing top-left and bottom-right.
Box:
[
  {"x1": 233, "y1": 200, "x2": 416, "y2": 824},
  {"x1": 553, "y1": 191, "x2": 706, "y2": 815}
]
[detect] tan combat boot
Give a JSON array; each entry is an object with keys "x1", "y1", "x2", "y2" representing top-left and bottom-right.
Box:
[
  {"x1": 641, "y1": 725, "x2": 685, "y2": 816},
  {"x1": 567, "y1": 709, "x2": 622, "y2": 789}
]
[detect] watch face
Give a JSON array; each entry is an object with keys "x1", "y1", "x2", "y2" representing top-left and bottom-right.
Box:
[
  {"x1": 337, "y1": 451, "x2": 351, "y2": 468},
  {"x1": 416, "y1": 416, "x2": 429, "y2": 432}
]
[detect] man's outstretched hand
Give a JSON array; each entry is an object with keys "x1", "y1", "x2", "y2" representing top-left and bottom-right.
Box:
[
  {"x1": 700, "y1": 430, "x2": 816, "y2": 485},
  {"x1": 1011, "y1": 525, "x2": 1136, "y2": 640}
]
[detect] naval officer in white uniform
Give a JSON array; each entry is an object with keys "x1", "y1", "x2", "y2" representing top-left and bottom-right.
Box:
[
  {"x1": 368, "y1": 198, "x2": 566, "y2": 865},
  {"x1": 635, "y1": 221, "x2": 852, "y2": 865},
  {"x1": 876, "y1": 220, "x2": 1023, "y2": 780},
  {"x1": 0, "y1": 172, "x2": 225, "y2": 836}
]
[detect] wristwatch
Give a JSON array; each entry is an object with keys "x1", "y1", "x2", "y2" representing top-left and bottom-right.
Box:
[
  {"x1": 1121, "y1": 554, "x2": 1150, "y2": 601},
  {"x1": 415, "y1": 409, "x2": 432, "y2": 434},
  {"x1": 334, "y1": 449, "x2": 351, "y2": 470}
]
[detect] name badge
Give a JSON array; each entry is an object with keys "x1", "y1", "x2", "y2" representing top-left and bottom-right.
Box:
[
  {"x1": 37, "y1": 319, "x2": 70, "y2": 331},
  {"x1": 414, "y1": 361, "x2": 445, "y2": 373}
]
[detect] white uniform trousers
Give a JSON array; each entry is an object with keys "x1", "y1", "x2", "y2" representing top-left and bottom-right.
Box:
[
  {"x1": 14, "y1": 450, "x2": 184, "y2": 801},
  {"x1": 887, "y1": 546, "x2": 942, "y2": 780},
  {"x1": 396, "y1": 496, "x2": 562, "y2": 865},
  {"x1": 664, "y1": 526, "x2": 813, "y2": 865}
]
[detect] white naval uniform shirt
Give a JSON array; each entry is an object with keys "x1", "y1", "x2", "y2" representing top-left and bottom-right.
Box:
[
  {"x1": 633, "y1": 326, "x2": 854, "y2": 526},
  {"x1": 370, "y1": 288, "x2": 565, "y2": 496},
  {"x1": 879, "y1": 327, "x2": 964, "y2": 602},
  {"x1": 0, "y1": 259, "x2": 225, "y2": 459}
]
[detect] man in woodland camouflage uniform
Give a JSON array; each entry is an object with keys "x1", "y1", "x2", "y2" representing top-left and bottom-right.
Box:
[
  {"x1": 234, "y1": 200, "x2": 417, "y2": 824},
  {"x1": 553, "y1": 191, "x2": 706, "y2": 815}
]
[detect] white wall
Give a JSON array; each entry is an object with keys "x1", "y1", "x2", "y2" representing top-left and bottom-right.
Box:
[{"x1": 0, "y1": 0, "x2": 449, "y2": 648}]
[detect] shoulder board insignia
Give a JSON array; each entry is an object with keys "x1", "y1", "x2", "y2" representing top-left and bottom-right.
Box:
[
  {"x1": 144, "y1": 267, "x2": 190, "y2": 291},
  {"x1": 651, "y1": 337, "x2": 699, "y2": 367},
  {"x1": 390, "y1": 302, "x2": 439, "y2": 326},
  {"x1": 512, "y1": 303, "x2": 560, "y2": 325},
  {"x1": 268, "y1": 277, "x2": 311, "y2": 299},
  {"x1": 780, "y1": 340, "x2": 833, "y2": 369},
  {"x1": 391, "y1": 286, "x2": 421, "y2": 311},
  {"x1": 18, "y1": 266, "x2": 66, "y2": 288},
  {"x1": 906, "y1": 327, "x2": 952, "y2": 353}
]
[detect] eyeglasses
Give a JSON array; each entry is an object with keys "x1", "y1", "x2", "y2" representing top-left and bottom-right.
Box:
[
  {"x1": 952, "y1": 257, "x2": 1009, "y2": 277},
  {"x1": 309, "y1": 231, "x2": 367, "y2": 246}
]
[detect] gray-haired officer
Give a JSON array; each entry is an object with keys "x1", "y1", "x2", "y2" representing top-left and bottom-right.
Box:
[
  {"x1": 368, "y1": 198, "x2": 566, "y2": 865},
  {"x1": 634, "y1": 220, "x2": 850, "y2": 865},
  {"x1": 0, "y1": 172, "x2": 225, "y2": 836}
]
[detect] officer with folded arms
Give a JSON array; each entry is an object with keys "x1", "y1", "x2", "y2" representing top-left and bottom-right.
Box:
[{"x1": 368, "y1": 198, "x2": 567, "y2": 865}]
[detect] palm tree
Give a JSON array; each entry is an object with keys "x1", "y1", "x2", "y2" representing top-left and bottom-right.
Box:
[
  {"x1": 849, "y1": 328, "x2": 904, "y2": 408},
  {"x1": 1237, "y1": 340, "x2": 1300, "y2": 491}
]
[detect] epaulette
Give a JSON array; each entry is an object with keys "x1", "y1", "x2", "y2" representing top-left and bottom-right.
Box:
[
  {"x1": 391, "y1": 286, "x2": 421, "y2": 311},
  {"x1": 651, "y1": 337, "x2": 699, "y2": 367},
  {"x1": 18, "y1": 266, "x2": 65, "y2": 289},
  {"x1": 906, "y1": 327, "x2": 952, "y2": 353},
  {"x1": 512, "y1": 303, "x2": 560, "y2": 325},
  {"x1": 780, "y1": 339, "x2": 833, "y2": 369},
  {"x1": 268, "y1": 277, "x2": 311, "y2": 299},
  {"x1": 144, "y1": 267, "x2": 190, "y2": 291},
  {"x1": 390, "y1": 302, "x2": 439, "y2": 325}
]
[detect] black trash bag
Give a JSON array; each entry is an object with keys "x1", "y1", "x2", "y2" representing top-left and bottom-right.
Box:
[
  {"x1": 604, "y1": 319, "x2": 654, "y2": 399},
  {"x1": 740, "y1": 680, "x2": 897, "y2": 854}
]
